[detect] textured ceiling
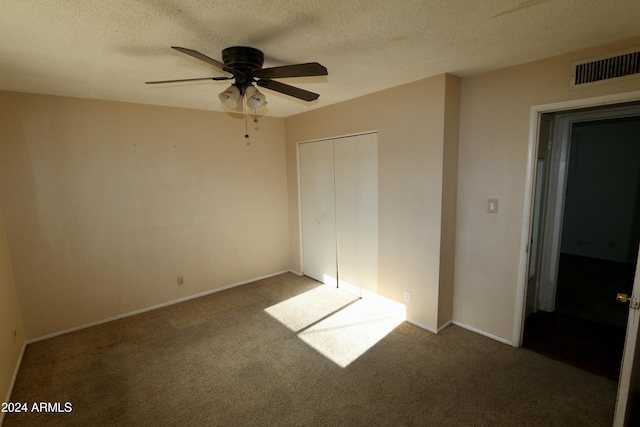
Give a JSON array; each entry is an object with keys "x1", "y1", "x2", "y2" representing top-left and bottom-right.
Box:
[{"x1": 2, "y1": 0, "x2": 640, "y2": 117}]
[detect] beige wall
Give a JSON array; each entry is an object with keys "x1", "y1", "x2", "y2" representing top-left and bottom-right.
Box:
[
  {"x1": 3, "y1": 35, "x2": 640, "y2": 353},
  {"x1": 285, "y1": 74, "x2": 461, "y2": 331},
  {"x1": 0, "y1": 208, "x2": 25, "y2": 413},
  {"x1": 0, "y1": 91, "x2": 290, "y2": 340},
  {"x1": 454, "y1": 36, "x2": 640, "y2": 342}
]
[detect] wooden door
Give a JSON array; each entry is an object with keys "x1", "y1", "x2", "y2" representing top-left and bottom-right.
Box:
[
  {"x1": 299, "y1": 140, "x2": 337, "y2": 285},
  {"x1": 614, "y1": 258, "x2": 640, "y2": 426},
  {"x1": 334, "y1": 133, "x2": 378, "y2": 297}
]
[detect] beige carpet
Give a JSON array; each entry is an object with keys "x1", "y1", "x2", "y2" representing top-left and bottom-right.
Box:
[{"x1": 5, "y1": 273, "x2": 617, "y2": 426}]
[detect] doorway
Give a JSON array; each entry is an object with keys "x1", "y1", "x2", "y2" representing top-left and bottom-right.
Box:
[{"x1": 523, "y1": 104, "x2": 640, "y2": 381}]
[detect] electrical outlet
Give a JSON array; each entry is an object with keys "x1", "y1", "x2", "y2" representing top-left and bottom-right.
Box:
[
  {"x1": 404, "y1": 291, "x2": 411, "y2": 303},
  {"x1": 177, "y1": 276, "x2": 184, "y2": 286}
]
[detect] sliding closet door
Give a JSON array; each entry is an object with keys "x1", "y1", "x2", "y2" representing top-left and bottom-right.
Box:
[
  {"x1": 334, "y1": 133, "x2": 378, "y2": 296},
  {"x1": 299, "y1": 140, "x2": 337, "y2": 285}
]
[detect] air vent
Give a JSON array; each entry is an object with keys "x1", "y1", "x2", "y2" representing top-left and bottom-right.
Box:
[{"x1": 571, "y1": 49, "x2": 640, "y2": 88}]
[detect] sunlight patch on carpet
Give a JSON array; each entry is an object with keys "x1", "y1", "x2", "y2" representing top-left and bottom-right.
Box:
[{"x1": 265, "y1": 285, "x2": 406, "y2": 367}]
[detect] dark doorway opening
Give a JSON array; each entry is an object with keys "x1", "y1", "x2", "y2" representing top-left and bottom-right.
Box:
[{"x1": 524, "y1": 115, "x2": 640, "y2": 381}]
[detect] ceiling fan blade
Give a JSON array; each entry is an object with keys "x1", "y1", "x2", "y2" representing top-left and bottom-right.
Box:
[
  {"x1": 146, "y1": 76, "x2": 232, "y2": 84},
  {"x1": 256, "y1": 79, "x2": 320, "y2": 102},
  {"x1": 171, "y1": 46, "x2": 232, "y2": 73},
  {"x1": 256, "y1": 62, "x2": 328, "y2": 78}
]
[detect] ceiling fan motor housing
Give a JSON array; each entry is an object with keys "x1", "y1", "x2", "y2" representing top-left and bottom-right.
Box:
[{"x1": 222, "y1": 46, "x2": 265, "y2": 87}]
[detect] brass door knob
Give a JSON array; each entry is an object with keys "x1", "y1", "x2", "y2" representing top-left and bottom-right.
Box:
[{"x1": 617, "y1": 293, "x2": 630, "y2": 303}]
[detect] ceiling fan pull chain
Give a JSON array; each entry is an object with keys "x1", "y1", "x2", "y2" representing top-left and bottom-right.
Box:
[{"x1": 244, "y1": 101, "x2": 249, "y2": 139}]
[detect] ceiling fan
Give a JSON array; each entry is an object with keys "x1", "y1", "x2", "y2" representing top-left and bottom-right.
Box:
[{"x1": 146, "y1": 46, "x2": 328, "y2": 110}]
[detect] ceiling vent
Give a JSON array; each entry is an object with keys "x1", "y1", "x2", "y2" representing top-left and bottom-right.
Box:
[{"x1": 571, "y1": 48, "x2": 640, "y2": 88}]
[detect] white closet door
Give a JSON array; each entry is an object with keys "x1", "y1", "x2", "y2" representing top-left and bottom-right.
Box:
[
  {"x1": 334, "y1": 133, "x2": 378, "y2": 296},
  {"x1": 299, "y1": 140, "x2": 337, "y2": 285}
]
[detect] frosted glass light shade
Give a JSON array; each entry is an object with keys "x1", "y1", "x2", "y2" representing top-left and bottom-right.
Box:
[
  {"x1": 244, "y1": 85, "x2": 267, "y2": 109},
  {"x1": 219, "y1": 85, "x2": 241, "y2": 109}
]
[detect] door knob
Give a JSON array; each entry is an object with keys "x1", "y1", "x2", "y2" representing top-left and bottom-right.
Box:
[
  {"x1": 617, "y1": 293, "x2": 640, "y2": 310},
  {"x1": 617, "y1": 293, "x2": 630, "y2": 303}
]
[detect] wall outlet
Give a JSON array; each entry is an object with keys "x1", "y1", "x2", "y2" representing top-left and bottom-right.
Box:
[
  {"x1": 177, "y1": 276, "x2": 184, "y2": 286},
  {"x1": 404, "y1": 291, "x2": 411, "y2": 303}
]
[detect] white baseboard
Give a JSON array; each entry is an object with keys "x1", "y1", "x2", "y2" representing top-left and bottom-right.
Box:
[
  {"x1": 452, "y1": 321, "x2": 514, "y2": 346},
  {"x1": 405, "y1": 319, "x2": 453, "y2": 334},
  {"x1": 1, "y1": 341, "x2": 26, "y2": 425},
  {"x1": 437, "y1": 320, "x2": 453, "y2": 333},
  {"x1": 289, "y1": 269, "x2": 303, "y2": 276},
  {"x1": 405, "y1": 318, "x2": 437, "y2": 334},
  {"x1": 27, "y1": 270, "x2": 293, "y2": 344}
]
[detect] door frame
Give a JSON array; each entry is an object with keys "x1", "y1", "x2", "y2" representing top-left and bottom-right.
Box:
[
  {"x1": 512, "y1": 91, "x2": 640, "y2": 347},
  {"x1": 516, "y1": 89, "x2": 640, "y2": 425},
  {"x1": 514, "y1": 89, "x2": 640, "y2": 347},
  {"x1": 535, "y1": 104, "x2": 640, "y2": 313}
]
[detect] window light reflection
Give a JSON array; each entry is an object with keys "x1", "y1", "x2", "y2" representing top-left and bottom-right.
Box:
[{"x1": 265, "y1": 285, "x2": 406, "y2": 367}]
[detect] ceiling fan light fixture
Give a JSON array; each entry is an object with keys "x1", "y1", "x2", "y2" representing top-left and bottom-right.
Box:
[
  {"x1": 148, "y1": 46, "x2": 327, "y2": 116},
  {"x1": 244, "y1": 85, "x2": 267, "y2": 109},
  {"x1": 218, "y1": 84, "x2": 241, "y2": 109}
]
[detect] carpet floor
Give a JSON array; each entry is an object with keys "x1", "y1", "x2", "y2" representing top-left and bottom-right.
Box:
[{"x1": 5, "y1": 273, "x2": 617, "y2": 426}]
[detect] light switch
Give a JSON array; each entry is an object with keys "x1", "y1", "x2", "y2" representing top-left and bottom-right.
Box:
[{"x1": 488, "y1": 199, "x2": 498, "y2": 214}]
